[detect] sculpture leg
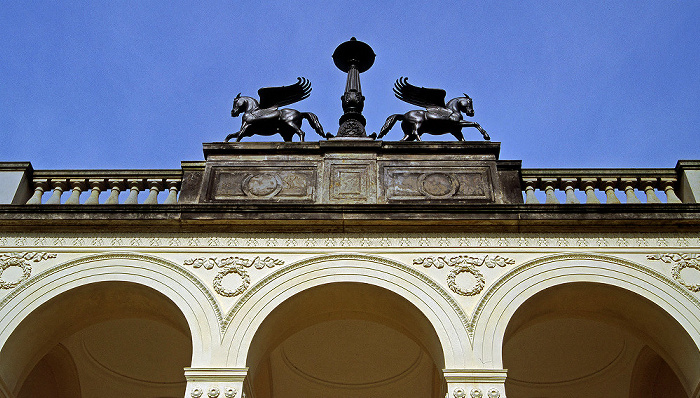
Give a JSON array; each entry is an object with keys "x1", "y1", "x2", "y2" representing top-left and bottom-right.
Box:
[
  {"x1": 461, "y1": 121, "x2": 490, "y2": 140},
  {"x1": 400, "y1": 120, "x2": 421, "y2": 141},
  {"x1": 411, "y1": 122, "x2": 422, "y2": 142},
  {"x1": 451, "y1": 129, "x2": 465, "y2": 141},
  {"x1": 287, "y1": 123, "x2": 305, "y2": 142},
  {"x1": 235, "y1": 123, "x2": 252, "y2": 142},
  {"x1": 224, "y1": 132, "x2": 239, "y2": 142}
]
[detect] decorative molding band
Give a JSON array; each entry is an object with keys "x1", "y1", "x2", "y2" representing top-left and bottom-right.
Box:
[
  {"x1": 648, "y1": 253, "x2": 700, "y2": 292},
  {"x1": 184, "y1": 368, "x2": 248, "y2": 382},
  {"x1": 415, "y1": 255, "x2": 515, "y2": 297},
  {"x1": 443, "y1": 369, "x2": 508, "y2": 384},
  {"x1": 0, "y1": 233, "x2": 698, "y2": 249}
]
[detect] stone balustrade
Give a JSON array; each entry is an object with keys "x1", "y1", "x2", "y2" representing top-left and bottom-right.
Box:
[
  {"x1": 23, "y1": 170, "x2": 182, "y2": 205},
  {"x1": 2, "y1": 156, "x2": 699, "y2": 208},
  {"x1": 520, "y1": 169, "x2": 682, "y2": 204}
]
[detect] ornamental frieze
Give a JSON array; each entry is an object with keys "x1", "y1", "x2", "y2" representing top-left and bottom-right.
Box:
[
  {"x1": 1, "y1": 233, "x2": 697, "y2": 249},
  {"x1": 648, "y1": 253, "x2": 700, "y2": 292},
  {"x1": 185, "y1": 256, "x2": 284, "y2": 298},
  {"x1": 414, "y1": 255, "x2": 515, "y2": 297},
  {"x1": 0, "y1": 252, "x2": 56, "y2": 290}
]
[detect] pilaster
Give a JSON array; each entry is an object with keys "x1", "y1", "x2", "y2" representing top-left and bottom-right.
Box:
[
  {"x1": 184, "y1": 368, "x2": 248, "y2": 398},
  {"x1": 443, "y1": 369, "x2": 508, "y2": 398}
]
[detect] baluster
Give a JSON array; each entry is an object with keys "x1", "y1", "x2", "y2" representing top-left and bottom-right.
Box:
[
  {"x1": 601, "y1": 178, "x2": 621, "y2": 204},
  {"x1": 640, "y1": 178, "x2": 661, "y2": 204},
  {"x1": 580, "y1": 178, "x2": 600, "y2": 204},
  {"x1": 105, "y1": 179, "x2": 124, "y2": 204},
  {"x1": 84, "y1": 179, "x2": 105, "y2": 204},
  {"x1": 164, "y1": 179, "x2": 180, "y2": 204},
  {"x1": 46, "y1": 180, "x2": 67, "y2": 204},
  {"x1": 660, "y1": 178, "x2": 682, "y2": 203},
  {"x1": 124, "y1": 179, "x2": 143, "y2": 204},
  {"x1": 26, "y1": 179, "x2": 49, "y2": 205},
  {"x1": 621, "y1": 178, "x2": 641, "y2": 203},
  {"x1": 143, "y1": 179, "x2": 162, "y2": 204},
  {"x1": 124, "y1": 180, "x2": 143, "y2": 205},
  {"x1": 64, "y1": 179, "x2": 86, "y2": 204},
  {"x1": 561, "y1": 178, "x2": 580, "y2": 204},
  {"x1": 523, "y1": 178, "x2": 539, "y2": 204},
  {"x1": 541, "y1": 178, "x2": 559, "y2": 204}
]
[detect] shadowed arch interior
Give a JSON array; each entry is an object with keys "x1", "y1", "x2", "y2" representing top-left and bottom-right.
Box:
[
  {"x1": 0, "y1": 281, "x2": 193, "y2": 398},
  {"x1": 502, "y1": 282, "x2": 696, "y2": 398},
  {"x1": 245, "y1": 282, "x2": 446, "y2": 398}
]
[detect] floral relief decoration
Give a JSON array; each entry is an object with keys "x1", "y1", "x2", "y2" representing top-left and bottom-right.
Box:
[
  {"x1": 185, "y1": 256, "x2": 284, "y2": 297},
  {"x1": 0, "y1": 252, "x2": 56, "y2": 290},
  {"x1": 414, "y1": 255, "x2": 515, "y2": 296},
  {"x1": 648, "y1": 253, "x2": 700, "y2": 292}
]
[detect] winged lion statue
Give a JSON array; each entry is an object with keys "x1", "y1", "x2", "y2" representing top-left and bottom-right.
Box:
[
  {"x1": 225, "y1": 77, "x2": 330, "y2": 142},
  {"x1": 376, "y1": 77, "x2": 490, "y2": 141}
]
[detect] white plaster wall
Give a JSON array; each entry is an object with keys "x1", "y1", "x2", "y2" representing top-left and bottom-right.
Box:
[{"x1": 0, "y1": 232, "x2": 698, "y2": 397}]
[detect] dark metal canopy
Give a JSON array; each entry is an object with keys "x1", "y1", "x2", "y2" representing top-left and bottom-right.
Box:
[{"x1": 332, "y1": 37, "x2": 375, "y2": 73}]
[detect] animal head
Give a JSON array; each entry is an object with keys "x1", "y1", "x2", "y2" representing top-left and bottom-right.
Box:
[
  {"x1": 231, "y1": 93, "x2": 243, "y2": 117},
  {"x1": 459, "y1": 94, "x2": 475, "y2": 117}
]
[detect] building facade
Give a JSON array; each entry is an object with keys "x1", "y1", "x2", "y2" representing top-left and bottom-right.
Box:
[{"x1": 0, "y1": 142, "x2": 699, "y2": 398}]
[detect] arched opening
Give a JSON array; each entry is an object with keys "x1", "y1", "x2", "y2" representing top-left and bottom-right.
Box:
[
  {"x1": 502, "y1": 282, "x2": 696, "y2": 398},
  {"x1": 245, "y1": 282, "x2": 446, "y2": 398},
  {"x1": 0, "y1": 281, "x2": 193, "y2": 398}
]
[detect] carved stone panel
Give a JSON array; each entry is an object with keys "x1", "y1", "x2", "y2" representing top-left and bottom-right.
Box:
[
  {"x1": 207, "y1": 166, "x2": 317, "y2": 202},
  {"x1": 325, "y1": 160, "x2": 377, "y2": 203},
  {"x1": 382, "y1": 166, "x2": 495, "y2": 202}
]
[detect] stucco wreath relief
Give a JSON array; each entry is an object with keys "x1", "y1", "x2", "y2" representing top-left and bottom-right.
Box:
[
  {"x1": 648, "y1": 253, "x2": 700, "y2": 292},
  {"x1": 0, "y1": 252, "x2": 56, "y2": 290},
  {"x1": 414, "y1": 255, "x2": 515, "y2": 296},
  {"x1": 185, "y1": 256, "x2": 284, "y2": 297}
]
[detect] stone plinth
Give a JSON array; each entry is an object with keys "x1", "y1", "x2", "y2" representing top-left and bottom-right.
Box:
[{"x1": 187, "y1": 141, "x2": 522, "y2": 205}]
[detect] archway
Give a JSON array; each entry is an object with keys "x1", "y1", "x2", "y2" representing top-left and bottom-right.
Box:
[
  {"x1": 0, "y1": 282, "x2": 193, "y2": 398},
  {"x1": 502, "y1": 283, "x2": 696, "y2": 397},
  {"x1": 245, "y1": 282, "x2": 446, "y2": 398}
]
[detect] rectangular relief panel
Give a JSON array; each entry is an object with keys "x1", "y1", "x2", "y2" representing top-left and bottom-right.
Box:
[
  {"x1": 324, "y1": 159, "x2": 377, "y2": 204},
  {"x1": 207, "y1": 165, "x2": 317, "y2": 202},
  {"x1": 382, "y1": 165, "x2": 495, "y2": 202}
]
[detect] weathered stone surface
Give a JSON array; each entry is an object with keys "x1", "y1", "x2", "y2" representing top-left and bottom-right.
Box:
[{"x1": 198, "y1": 141, "x2": 515, "y2": 205}]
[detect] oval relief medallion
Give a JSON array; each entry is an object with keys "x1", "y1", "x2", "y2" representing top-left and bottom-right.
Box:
[
  {"x1": 242, "y1": 173, "x2": 283, "y2": 198},
  {"x1": 418, "y1": 173, "x2": 459, "y2": 199}
]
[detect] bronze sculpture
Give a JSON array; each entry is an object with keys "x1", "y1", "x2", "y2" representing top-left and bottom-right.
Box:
[
  {"x1": 376, "y1": 77, "x2": 490, "y2": 141},
  {"x1": 332, "y1": 37, "x2": 375, "y2": 138},
  {"x1": 225, "y1": 77, "x2": 329, "y2": 142}
]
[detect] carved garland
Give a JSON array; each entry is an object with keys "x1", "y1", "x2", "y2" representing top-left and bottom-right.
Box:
[
  {"x1": 0, "y1": 252, "x2": 56, "y2": 290},
  {"x1": 185, "y1": 256, "x2": 284, "y2": 298},
  {"x1": 648, "y1": 253, "x2": 700, "y2": 292},
  {"x1": 414, "y1": 255, "x2": 515, "y2": 296}
]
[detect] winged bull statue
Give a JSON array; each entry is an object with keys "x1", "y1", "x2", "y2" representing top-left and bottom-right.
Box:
[
  {"x1": 225, "y1": 77, "x2": 330, "y2": 142},
  {"x1": 376, "y1": 77, "x2": 490, "y2": 141}
]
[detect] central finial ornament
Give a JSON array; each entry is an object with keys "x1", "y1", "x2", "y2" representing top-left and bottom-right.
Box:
[{"x1": 332, "y1": 37, "x2": 375, "y2": 139}]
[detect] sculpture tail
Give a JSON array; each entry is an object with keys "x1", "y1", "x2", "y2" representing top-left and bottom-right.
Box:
[
  {"x1": 377, "y1": 114, "x2": 403, "y2": 139},
  {"x1": 301, "y1": 112, "x2": 329, "y2": 139}
]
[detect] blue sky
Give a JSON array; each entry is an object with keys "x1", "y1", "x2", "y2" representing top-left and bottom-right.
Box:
[{"x1": 1, "y1": 1, "x2": 698, "y2": 170}]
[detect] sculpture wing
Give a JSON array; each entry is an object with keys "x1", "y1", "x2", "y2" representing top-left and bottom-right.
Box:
[
  {"x1": 257, "y1": 77, "x2": 312, "y2": 109},
  {"x1": 393, "y1": 77, "x2": 446, "y2": 108}
]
